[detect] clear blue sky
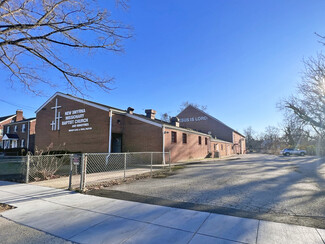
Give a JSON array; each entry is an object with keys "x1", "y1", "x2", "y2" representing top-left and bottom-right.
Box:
[{"x1": 2, "y1": 0, "x2": 325, "y2": 134}]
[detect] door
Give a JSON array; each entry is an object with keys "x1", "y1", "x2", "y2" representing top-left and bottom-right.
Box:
[{"x1": 111, "y1": 133, "x2": 122, "y2": 153}]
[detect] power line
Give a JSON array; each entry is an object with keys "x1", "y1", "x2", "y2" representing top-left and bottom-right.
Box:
[{"x1": 0, "y1": 98, "x2": 36, "y2": 112}]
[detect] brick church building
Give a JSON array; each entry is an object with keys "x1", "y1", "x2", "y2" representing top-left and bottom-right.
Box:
[
  {"x1": 35, "y1": 92, "x2": 245, "y2": 162},
  {"x1": 177, "y1": 105, "x2": 246, "y2": 157}
]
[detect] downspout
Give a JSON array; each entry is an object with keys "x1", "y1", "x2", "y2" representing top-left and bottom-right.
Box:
[
  {"x1": 106, "y1": 110, "x2": 112, "y2": 165},
  {"x1": 162, "y1": 125, "x2": 165, "y2": 165},
  {"x1": 108, "y1": 110, "x2": 112, "y2": 153},
  {"x1": 27, "y1": 121, "x2": 30, "y2": 151}
]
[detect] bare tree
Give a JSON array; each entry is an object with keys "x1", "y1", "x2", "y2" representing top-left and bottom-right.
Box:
[
  {"x1": 261, "y1": 126, "x2": 282, "y2": 154},
  {"x1": 179, "y1": 101, "x2": 207, "y2": 113},
  {"x1": 243, "y1": 126, "x2": 259, "y2": 152},
  {"x1": 160, "y1": 112, "x2": 171, "y2": 123},
  {"x1": 0, "y1": 0, "x2": 131, "y2": 94},
  {"x1": 281, "y1": 113, "x2": 310, "y2": 147},
  {"x1": 281, "y1": 53, "x2": 325, "y2": 137}
]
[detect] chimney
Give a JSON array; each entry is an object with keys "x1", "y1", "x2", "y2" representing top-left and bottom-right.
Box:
[
  {"x1": 145, "y1": 109, "x2": 156, "y2": 120},
  {"x1": 127, "y1": 107, "x2": 134, "y2": 115},
  {"x1": 16, "y1": 110, "x2": 23, "y2": 122},
  {"x1": 170, "y1": 117, "x2": 180, "y2": 127}
]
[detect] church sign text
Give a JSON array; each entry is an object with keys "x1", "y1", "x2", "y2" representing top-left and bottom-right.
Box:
[{"x1": 179, "y1": 116, "x2": 208, "y2": 123}]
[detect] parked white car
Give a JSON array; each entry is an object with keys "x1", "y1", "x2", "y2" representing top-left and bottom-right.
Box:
[{"x1": 281, "y1": 148, "x2": 306, "y2": 156}]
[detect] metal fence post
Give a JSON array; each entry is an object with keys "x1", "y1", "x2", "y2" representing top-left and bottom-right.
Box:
[
  {"x1": 124, "y1": 153, "x2": 126, "y2": 180},
  {"x1": 150, "y1": 152, "x2": 153, "y2": 177},
  {"x1": 80, "y1": 153, "x2": 84, "y2": 191},
  {"x1": 169, "y1": 152, "x2": 171, "y2": 172},
  {"x1": 82, "y1": 154, "x2": 88, "y2": 190},
  {"x1": 68, "y1": 154, "x2": 73, "y2": 190},
  {"x1": 25, "y1": 154, "x2": 30, "y2": 183}
]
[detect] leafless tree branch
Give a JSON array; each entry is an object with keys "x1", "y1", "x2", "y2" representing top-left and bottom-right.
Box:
[
  {"x1": 0, "y1": 0, "x2": 132, "y2": 94},
  {"x1": 280, "y1": 53, "x2": 325, "y2": 138}
]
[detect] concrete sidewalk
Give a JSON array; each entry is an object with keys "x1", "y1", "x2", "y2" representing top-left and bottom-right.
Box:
[{"x1": 0, "y1": 181, "x2": 324, "y2": 244}]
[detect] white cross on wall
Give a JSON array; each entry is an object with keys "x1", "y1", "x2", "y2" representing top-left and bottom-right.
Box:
[
  {"x1": 51, "y1": 98, "x2": 62, "y2": 131},
  {"x1": 50, "y1": 121, "x2": 56, "y2": 130},
  {"x1": 57, "y1": 111, "x2": 62, "y2": 130}
]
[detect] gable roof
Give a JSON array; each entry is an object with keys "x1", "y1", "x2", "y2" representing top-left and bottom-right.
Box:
[
  {"x1": 35, "y1": 92, "x2": 125, "y2": 114},
  {"x1": 36, "y1": 92, "x2": 226, "y2": 138},
  {"x1": 0, "y1": 114, "x2": 15, "y2": 122},
  {"x1": 4, "y1": 118, "x2": 36, "y2": 125},
  {"x1": 179, "y1": 105, "x2": 245, "y2": 138}
]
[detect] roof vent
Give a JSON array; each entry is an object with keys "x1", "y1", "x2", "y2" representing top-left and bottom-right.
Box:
[
  {"x1": 127, "y1": 107, "x2": 134, "y2": 114},
  {"x1": 145, "y1": 109, "x2": 156, "y2": 120},
  {"x1": 170, "y1": 117, "x2": 180, "y2": 127}
]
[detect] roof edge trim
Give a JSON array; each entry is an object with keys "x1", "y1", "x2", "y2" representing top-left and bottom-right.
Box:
[
  {"x1": 126, "y1": 114, "x2": 162, "y2": 128},
  {"x1": 35, "y1": 92, "x2": 110, "y2": 114}
]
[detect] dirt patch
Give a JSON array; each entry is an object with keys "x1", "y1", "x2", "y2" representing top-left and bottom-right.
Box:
[
  {"x1": 0, "y1": 203, "x2": 15, "y2": 212},
  {"x1": 84, "y1": 166, "x2": 184, "y2": 191}
]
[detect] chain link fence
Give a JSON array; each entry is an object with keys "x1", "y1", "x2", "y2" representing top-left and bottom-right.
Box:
[
  {"x1": 26, "y1": 154, "x2": 81, "y2": 189},
  {"x1": 28, "y1": 154, "x2": 72, "y2": 181},
  {"x1": 82, "y1": 152, "x2": 171, "y2": 189},
  {"x1": 19, "y1": 152, "x2": 170, "y2": 190},
  {"x1": 0, "y1": 156, "x2": 27, "y2": 182}
]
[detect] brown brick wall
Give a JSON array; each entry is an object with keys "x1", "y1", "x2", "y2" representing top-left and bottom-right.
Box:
[
  {"x1": 177, "y1": 106, "x2": 234, "y2": 142},
  {"x1": 233, "y1": 131, "x2": 246, "y2": 154},
  {"x1": 35, "y1": 95, "x2": 110, "y2": 153},
  {"x1": 28, "y1": 120, "x2": 36, "y2": 152},
  {"x1": 122, "y1": 116, "x2": 163, "y2": 152},
  {"x1": 29, "y1": 120, "x2": 36, "y2": 135},
  {"x1": 165, "y1": 128, "x2": 211, "y2": 162},
  {"x1": 178, "y1": 106, "x2": 246, "y2": 155},
  {"x1": 211, "y1": 141, "x2": 233, "y2": 158},
  {"x1": 111, "y1": 114, "x2": 124, "y2": 134}
]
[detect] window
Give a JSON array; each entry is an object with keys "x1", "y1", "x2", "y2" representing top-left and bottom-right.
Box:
[
  {"x1": 0, "y1": 129, "x2": 2, "y2": 136},
  {"x1": 182, "y1": 133, "x2": 187, "y2": 144},
  {"x1": 171, "y1": 131, "x2": 177, "y2": 143},
  {"x1": 221, "y1": 144, "x2": 224, "y2": 150},
  {"x1": 14, "y1": 125, "x2": 17, "y2": 132},
  {"x1": 21, "y1": 139, "x2": 25, "y2": 148},
  {"x1": 198, "y1": 136, "x2": 202, "y2": 145},
  {"x1": 22, "y1": 124, "x2": 26, "y2": 133},
  {"x1": 6, "y1": 126, "x2": 9, "y2": 134},
  {"x1": 205, "y1": 137, "x2": 208, "y2": 145},
  {"x1": 12, "y1": 140, "x2": 17, "y2": 148}
]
